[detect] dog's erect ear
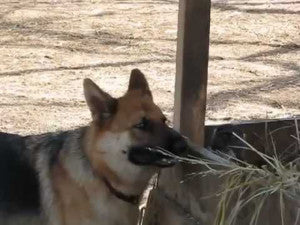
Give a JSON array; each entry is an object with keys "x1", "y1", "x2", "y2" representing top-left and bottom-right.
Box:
[
  {"x1": 83, "y1": 78, "x2": 117, "y2": 122},
  {"x1": 128, "y1": 69, "x2": 152, "y2": 97}
]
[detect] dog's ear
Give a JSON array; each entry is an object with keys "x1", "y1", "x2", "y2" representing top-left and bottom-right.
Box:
[
  {"x1": 128, "y1": 69, "x2": 152, "y2": 97},
  {"x1": 83, "y1": 78, "x2": 117, "y2": 122}
]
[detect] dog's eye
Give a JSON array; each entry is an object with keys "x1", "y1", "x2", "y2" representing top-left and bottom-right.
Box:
[{"x1": 133, "y1": 117, "x2": 147, "y2": 130}]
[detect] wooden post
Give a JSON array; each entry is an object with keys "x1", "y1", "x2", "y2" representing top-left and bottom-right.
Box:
[
  {"x1": 174, "y1": 0, "x2": 210, "y2": 145},
  {"x1": 143, "y1": 1, "x2": 211, "y2": 224}
]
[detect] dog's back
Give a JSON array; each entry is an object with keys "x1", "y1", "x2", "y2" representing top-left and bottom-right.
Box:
[{"x1": 0, "y1": 132, "x2": 41, "y2": 224}]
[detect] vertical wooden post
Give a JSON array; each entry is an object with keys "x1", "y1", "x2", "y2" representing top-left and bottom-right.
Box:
[
  {"x1": 174, "y1": 0, "x2": 210, "y2": 145},
  {"x1": 143, "y1": 1, "x2": 211, "y2": 224}
]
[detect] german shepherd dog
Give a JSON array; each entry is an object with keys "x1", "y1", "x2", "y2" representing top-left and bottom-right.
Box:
[{"x1": 0, "y1": 69, "x2": 189, "y2": 225}]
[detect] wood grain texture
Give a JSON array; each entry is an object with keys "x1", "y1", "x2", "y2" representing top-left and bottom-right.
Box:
[{"x1": 174, "y1": 0, "x2": 210, "y2": 145}]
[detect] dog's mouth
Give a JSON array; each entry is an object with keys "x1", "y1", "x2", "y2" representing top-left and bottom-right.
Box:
[{"x1": 128, "y1": 146, "x2": 180, "y2": 168}]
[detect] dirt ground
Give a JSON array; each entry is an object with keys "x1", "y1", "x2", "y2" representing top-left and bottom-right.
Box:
[{"x1": 0, "y1": 0, "x2": 299, "y2": 135}]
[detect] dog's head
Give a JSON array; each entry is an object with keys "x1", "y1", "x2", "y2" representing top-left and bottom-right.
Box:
[{"x1": 83, "y1": 69, "x2": 188, "y2": 187}]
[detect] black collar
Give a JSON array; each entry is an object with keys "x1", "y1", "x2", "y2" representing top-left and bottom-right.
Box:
[{"x1": 102, "y1": 177, "x2": 140, "y2": 205}]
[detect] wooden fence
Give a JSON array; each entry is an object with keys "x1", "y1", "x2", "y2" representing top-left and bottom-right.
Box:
[{"x1": 143, "y1": 118, "x2": 300, "y2": 225}]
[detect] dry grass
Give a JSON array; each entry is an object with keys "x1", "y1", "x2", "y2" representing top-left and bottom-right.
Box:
[{"x1": 150, "y1": 119, "x2": 300, "y2": 225}]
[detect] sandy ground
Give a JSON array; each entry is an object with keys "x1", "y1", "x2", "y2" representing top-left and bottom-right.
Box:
[{"x1": 0, "y1": 0, "x2": 299, "y2": 135}]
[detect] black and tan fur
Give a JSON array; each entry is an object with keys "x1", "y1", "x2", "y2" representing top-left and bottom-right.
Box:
[{"x1": 0, "y1": 69, "x2": 188, "y2": 225}]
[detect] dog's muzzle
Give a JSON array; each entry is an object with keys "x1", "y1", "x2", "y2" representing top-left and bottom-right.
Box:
[{"x1": 128, "y1": 136, "x2": 189, "y2": 167}]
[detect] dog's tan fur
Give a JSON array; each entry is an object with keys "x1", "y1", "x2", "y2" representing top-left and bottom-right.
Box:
[{"x1": 52, "y1": 163, "x2": 94, "y2": 225}]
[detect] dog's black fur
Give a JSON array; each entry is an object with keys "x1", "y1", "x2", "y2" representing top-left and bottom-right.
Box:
[{"x1": 0, "y1": 133, "x2": 40, "y2": 214}]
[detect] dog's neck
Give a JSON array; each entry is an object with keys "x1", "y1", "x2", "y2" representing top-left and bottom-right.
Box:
[
  {"x1": 61, "y1": 127, "x2": 145, "y2": 205},
  {"x1": 102, "y1": 176, "x2": 140, "y2": 205}
]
